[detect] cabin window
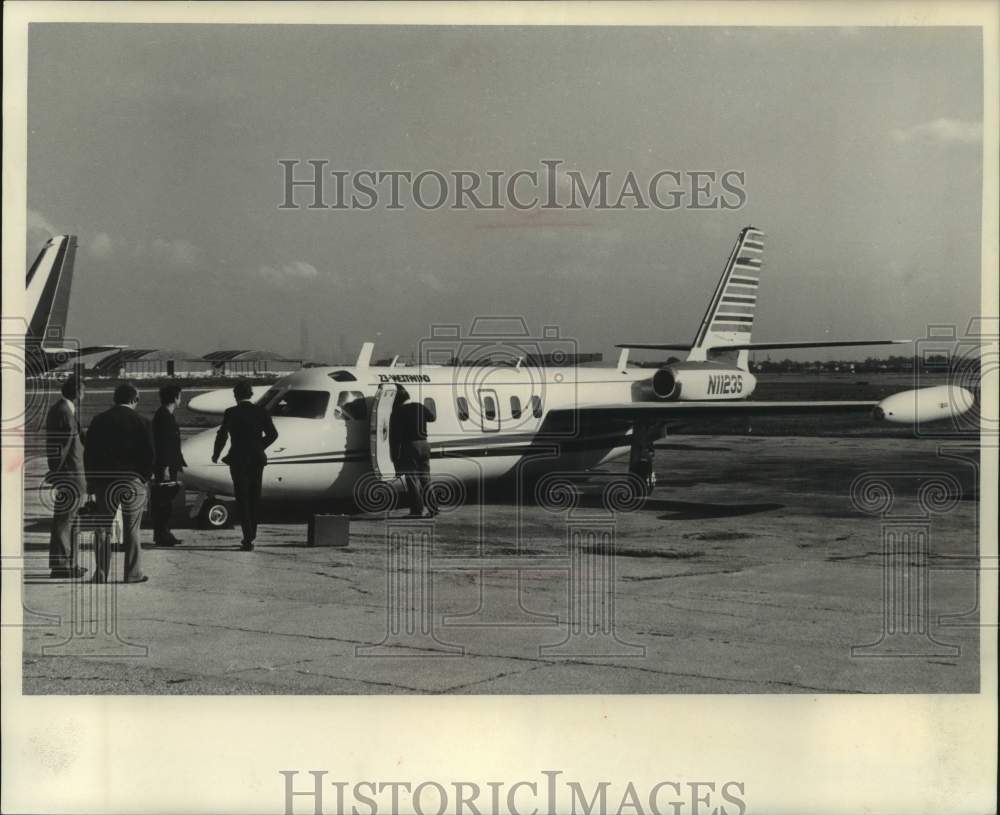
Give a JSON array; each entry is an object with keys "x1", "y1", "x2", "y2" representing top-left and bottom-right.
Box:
[
  {"x1": 328, "y1": 370, "x2": 358, "y2": 382},
  {"x1": 337, "y1": 390, "x2": 367, "y2": 420},
  {"x1": 423, "y1": 397, "x2": 437, "y2": 422},
  {"x1": 456, "y1": 397, "x2": 469, "y2": 421},
  {"x1": 530, "y1": 395, "x2": 543, "y2": 418},
  {"x1": 268, "y1": 390, "x2": 330, "y2": 419},
  {"x1": 483, "y1": 395, "x2": 497, "y2": 421},
  {"x1": 510, "y1": 396, "x2": 522, "y2": 419}
]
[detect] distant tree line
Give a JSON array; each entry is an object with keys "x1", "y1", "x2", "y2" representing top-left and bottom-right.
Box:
[{"x1": 747, "y1": 354, "x2": 975, "y2": 374}]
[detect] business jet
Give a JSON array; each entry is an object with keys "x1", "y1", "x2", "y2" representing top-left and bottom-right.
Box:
[{"x1": 180, "y1": 227, "x2": 975, "y2": 519}]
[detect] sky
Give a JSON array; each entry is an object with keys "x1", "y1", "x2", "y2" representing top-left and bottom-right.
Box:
[{"x1": 26, "y1": 24, "x2": 984, "y2": 363}]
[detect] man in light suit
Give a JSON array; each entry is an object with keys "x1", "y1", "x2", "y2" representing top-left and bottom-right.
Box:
[
  {"x1": 211, "y1": 380, "x2": 278, "y2": 551},
  {"x1": 45, "y1": 374, "x2": 88, "y2": 579},
  {"x1": 85, "y1": 383, "x2": 155, "y2": 584}
]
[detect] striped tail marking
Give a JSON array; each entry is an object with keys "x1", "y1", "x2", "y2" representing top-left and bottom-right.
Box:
[{"x1": 693, "y1": 227, "x2": 765, "y2": 347}]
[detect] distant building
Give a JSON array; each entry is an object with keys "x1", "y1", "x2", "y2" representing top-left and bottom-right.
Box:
[
  {"x1": 203, "y1": 350, "x2": 302, "y2": 377},
  {"x1": 90, "y1": 349, "x2": 212, "y2": 378}
]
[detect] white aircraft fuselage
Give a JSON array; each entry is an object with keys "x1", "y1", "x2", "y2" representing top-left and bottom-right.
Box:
[
  {"x1": 181, "y1": 360, "x2": 744, "y2": 501},
  {"x1": 177, "y1": 225, "x2": 975, "y2": 505}
]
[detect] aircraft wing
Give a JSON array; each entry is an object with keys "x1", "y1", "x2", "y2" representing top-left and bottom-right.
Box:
[
  {"x1": 548, "y1": 385, "x2": 974, "y2": 426},
  {"x1": 550, "y1": 400, "x2": 877, "y2": 421},
  {"x1": 187, "y1": 384, "x2": 273, "y2": 414},
  {"x1": 43, "y1": 343, "x2": 127, "y2": 357}
]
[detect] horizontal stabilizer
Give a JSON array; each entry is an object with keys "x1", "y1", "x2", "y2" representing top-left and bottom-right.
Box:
[
  {"x1": 616, "y1": 339, "x2": 908, "y2": 353},
  {"x1": 707, "y1": 339, "x2": 909, "y2": 351},
  {"x1": 615, "y1": 343, "x2": 692, "y2": 351}
]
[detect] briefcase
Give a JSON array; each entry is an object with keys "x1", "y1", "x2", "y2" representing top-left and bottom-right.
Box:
[
  {"x1": 307, "y1": 514, "x2": 350, "y2": 547},
  {"x1": 152, "y1": 480, "x2": 182, "y2": 502}
]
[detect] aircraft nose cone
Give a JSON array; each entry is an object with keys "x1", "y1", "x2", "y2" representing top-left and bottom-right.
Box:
[{"x1": 181, "y1": 428, "x2": 228, "y2": 493}]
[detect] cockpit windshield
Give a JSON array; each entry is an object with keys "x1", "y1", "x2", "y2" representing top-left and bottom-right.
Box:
[
  {"x1": 266, "y1": 389, "x2": 330, "y2": 419},
  {"x1": 257, "y1": 388, "x2": 281, "y2": 408}
]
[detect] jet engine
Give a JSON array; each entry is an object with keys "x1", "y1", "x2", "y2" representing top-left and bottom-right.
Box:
[{"x1": 640, "y1": 363, "x2": 758, "y2": 401}]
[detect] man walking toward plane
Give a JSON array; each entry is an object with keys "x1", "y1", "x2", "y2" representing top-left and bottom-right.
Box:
[
  {"x1": 45, "y1": 374, "x2": 88, "y2": 579},
  {"x1": 151, "y1": 385, "x2": 186, "y2": 546},
  {"x1": 389, "y1": 386, "x2": 435, "y2": 518},
  {"x1": 85, "y1": 383, "x2": 155, "y2": 584},
  {"x1": 211, "y1": 380, "x2": 278, "y2": 551}
]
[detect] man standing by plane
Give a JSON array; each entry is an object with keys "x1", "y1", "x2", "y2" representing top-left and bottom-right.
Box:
[
  {"x1": 390, "y1": 387, "x2": 435, "y2": 518},
  {"x1": 85, "y1": 383, "x2": 155, "y2": 584},
  {"x1": 45, "y1": 374, "x2": 88, "y2": 579},
  {"x1": 151, "y1": 385, "x2": 186, "y2": 546},
  {"x1": 211, "y1": 380, "x2": 278, "y2": 551}
]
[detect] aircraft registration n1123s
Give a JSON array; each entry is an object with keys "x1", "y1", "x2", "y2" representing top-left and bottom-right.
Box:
[{"x1": 181, "y1": 227, "x2": 976, "y2": 509}]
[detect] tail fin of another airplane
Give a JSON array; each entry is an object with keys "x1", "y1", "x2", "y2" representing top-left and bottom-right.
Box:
[
  {"x1": 26, "y1": 234, "x2": 78, "y2": 349},
  {"x1": 686, "y1": 226, "x2": 764, "y2": 368}
]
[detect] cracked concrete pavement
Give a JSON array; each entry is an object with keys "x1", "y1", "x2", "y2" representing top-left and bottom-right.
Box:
[{"x1": 18, "y1": 436, "x2": 980, "y2": 694}]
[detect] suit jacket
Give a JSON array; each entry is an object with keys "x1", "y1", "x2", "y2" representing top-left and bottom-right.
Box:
[
  {"x1": 45, "y1": 398, "x2": 86, "y2": 490},
  {"x1": 153, "y1": 405, "x2": 187, "y2": 472},
  {"x1": 84, "y1": 404, "x2": 155, "y2": 483},
  {"x1": 213, "y1": 401, "x2": 278, "y2": 468},
  {"x1": 389, "y1": 402, "x2": 431, "y2": 464}
]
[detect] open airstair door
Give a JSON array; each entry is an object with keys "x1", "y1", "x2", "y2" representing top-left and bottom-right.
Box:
[{"x1": 370, "y1": 384, "x2": 398, "y2": 480}]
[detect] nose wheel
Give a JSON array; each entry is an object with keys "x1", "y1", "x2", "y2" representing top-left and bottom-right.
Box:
[{"x1": 198, "y1": 496, "x2": 234, "y2": 529}]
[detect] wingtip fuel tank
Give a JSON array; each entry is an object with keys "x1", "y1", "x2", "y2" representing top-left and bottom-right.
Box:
[{"x1": 873, "y1": 385, "x2": 976, "y2": 425}]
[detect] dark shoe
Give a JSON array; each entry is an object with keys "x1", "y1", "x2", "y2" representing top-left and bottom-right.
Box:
[
  {"x1": 157, "y1": 535, "x2": 181, "y2": 547},
  {"x1": 124, "y1": 575, "x2": 149, "y2": 584},
  {"x1": 240, "y1": 539, "x2": 254, "y2": 551},
  {"x1": 50, "y1": 565, "x2": 88, "y2": 579},
  {"x1": 90, "y1": 574, "x2": 108, "y2": 584}
]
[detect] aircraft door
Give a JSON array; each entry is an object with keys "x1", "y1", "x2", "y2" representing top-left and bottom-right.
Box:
[
  {"x1": 370, "y1": 384, "x2": 398, "y2": 480},
  {"x1": 478, "y1": 388, "x2": 501, "y2": 433}
]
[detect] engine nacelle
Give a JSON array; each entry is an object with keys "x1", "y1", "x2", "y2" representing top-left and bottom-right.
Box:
[
  {"x1": 645, "y1": 364, "x2": 757, "y2": 401},
  {"x1": 874, "y1": 385, "x2": 976, "y2": 425}
]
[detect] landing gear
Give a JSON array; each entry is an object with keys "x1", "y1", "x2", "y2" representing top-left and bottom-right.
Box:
[
  {"x1": 198, "y1": 496, "x2": 234, "y2": 529},
  {"x1": 629, "y1": 421, "x2": 663, "y2": 497}
]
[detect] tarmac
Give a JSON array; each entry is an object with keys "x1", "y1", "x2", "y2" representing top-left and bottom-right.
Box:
[{"x1": 19, "y1": 435, "x2": 981, "y2": 694}]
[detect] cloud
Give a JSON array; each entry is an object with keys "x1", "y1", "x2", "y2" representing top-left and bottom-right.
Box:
[
  {"x1": 27, "y1": 209, "x2": 59, "y2": 237},
  {"x1": 258, "y1": 261, "x2": 321, "y2": 285},
  {"x1": 88, "y1": 232, "x2": 113, "y2": 258},
  {"x1": 890, "y1": 118, "x2": 982, "y2": 145},
  {"x1": 27, "y1": 210, "x2": 63, "y2": 254},
  {"x1": 417, "y1": 271, "x2": 446, "y2": 292},
  {"x1": 149, "y1": 237, "x2": 199, "y2": 267}
]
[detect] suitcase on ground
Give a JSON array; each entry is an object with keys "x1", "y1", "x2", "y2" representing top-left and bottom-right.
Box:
[{"x1": 307, "y1": 514, "x2": 350, "y2": 547}]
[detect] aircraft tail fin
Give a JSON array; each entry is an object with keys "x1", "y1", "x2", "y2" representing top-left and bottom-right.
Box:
[
  {"x1": 686, "y1": 226, "x2": 764, "y2": 368},
  {"x1": 616, "y1": 227, "x2": 908, "y2": 366},
  {"x1": 26, "y1": 234, "x2": 78, "y2": 350}
]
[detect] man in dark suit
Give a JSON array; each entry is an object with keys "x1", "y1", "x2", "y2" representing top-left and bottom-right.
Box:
[
  {"x1": 151, "y1": 385, "x2": 187, "y2": 546},
  {"x1": 45, "y1": 374, "x2": 88, "y2": 579},
  {"x1": 389, "y1": 387, "x2": 435, "y2": 518},
  {"x1": 211, "y1": 380, "x2": 278, "y2": 550},
  {"x1": 84, "y1": 383, "x2": 155, "y2": 584}
]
